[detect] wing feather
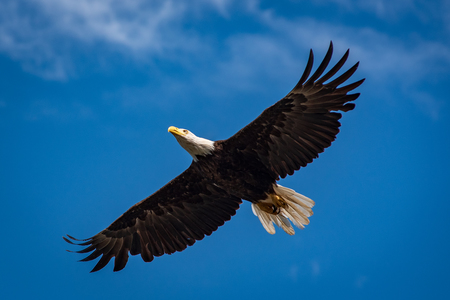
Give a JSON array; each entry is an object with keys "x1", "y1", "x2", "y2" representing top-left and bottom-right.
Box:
[
  {"x1": 130, "y1": 232, "x2": 141, "y2": 255},
  {"x1": 113, "y1": 235, "x2": 131, "y2": 272},
  {"x1": 316, "y1": 49, "x2": 349, "y2": 85},
  {"x1": 224, "y1": 41, "x2": 364, "y2": 179},
  {"x1": 65, "y1": 166, "x2": 241, "y2": 272},
  {"x1": 303, "y1": 41, "x2": 333, "y2": 87},
  {"x1": 295, "y1": 49, "x2": 314, "y2": 88}
]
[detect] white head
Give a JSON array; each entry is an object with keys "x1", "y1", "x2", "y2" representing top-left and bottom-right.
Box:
[{"x1": 168, "y1": 126, "x2": 215, "y2": 161}]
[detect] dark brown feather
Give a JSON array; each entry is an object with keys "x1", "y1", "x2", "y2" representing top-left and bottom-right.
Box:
[
  {"x1": 224, "y1": 41, "x2": 364, "y2": 179},
  {"x1": 65, "y1": 167, "x2": 241, "y2": 272}
]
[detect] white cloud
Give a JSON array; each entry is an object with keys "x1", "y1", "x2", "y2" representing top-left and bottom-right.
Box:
[
  {"x1": 313, "y1": 0, "x2": 433, "y2": 20},
  {"x1": 0, "y1": 0, "x2": 72, "y2": 79},
  {"x1": 221, "y1": 6, "x2": 450, "y2": 119},
  {"x1": 38, "y1": 0, "x2": 184, "y2": 51},
  {"x1": 2, "y1": 0, "x2": 448, "y2": 81},
  {"x1": 0, "y1": 0, "x2": 210, "y2": 79},
  {"x1": 113, "y1": 3, "x2": 450, "y2": 119},
  {"x1": 249, "y1": 5, "x2": 450, "y2": 77},
  {"x1": 0, "y1": 0, "x2": 448, "y2": 119},
  {"x1": 197, "y1": 0, "x2": 234, "y2": 17}
]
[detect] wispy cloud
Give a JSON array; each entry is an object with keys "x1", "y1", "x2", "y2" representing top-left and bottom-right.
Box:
[
  {"x1": 213, "y1": 5, "x2": 450, "y2": 119},
  {"x1": 38, "y1": 0, "x2": 185, "y2": 52},
  {"x1": 0, "y1": 0, "x2": 214, "y2": 79},
  {"x1": 313, "y1": 0, "x2": 440, "y2": 21},
  {"x1": 249, "y1": 4, "x2": 450, "y2": 79},
  {"x1": 0, "y1": 0, "x2": 448, "y2": 118},
  {"x1": 0, "y1": 0, "x2": 74, "y2": 79}
]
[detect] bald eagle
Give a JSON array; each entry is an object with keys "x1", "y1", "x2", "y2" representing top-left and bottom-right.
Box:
[{"x1": 65, "y1": 42, "x2": 364, "y2": 272}]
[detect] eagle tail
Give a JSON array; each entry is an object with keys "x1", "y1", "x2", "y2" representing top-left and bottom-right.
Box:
[{"x1": 251, "y1": 184, "x2": 315, "y2": 235}]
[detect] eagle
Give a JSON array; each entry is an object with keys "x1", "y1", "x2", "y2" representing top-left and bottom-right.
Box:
[{"x1": 64, "y1": 42, "x2": 364, "y2": 272}]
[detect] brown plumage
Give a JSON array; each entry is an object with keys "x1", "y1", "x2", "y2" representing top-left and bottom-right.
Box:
[{"x1": 65, "y1": 41, "x2": 364, "y2": 272}]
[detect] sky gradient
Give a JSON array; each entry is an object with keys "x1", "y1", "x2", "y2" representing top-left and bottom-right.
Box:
[{"x1": 1, "y1": 1, "x2": 449, "y2": 299}]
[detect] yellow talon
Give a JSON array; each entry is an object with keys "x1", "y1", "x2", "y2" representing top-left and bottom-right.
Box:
[
  {"x1": 256, "y1": 202, "x2": 278, "y2": 214},
  {"x1": 271, "y1": 194, "x2": 287, "y2": 208}
]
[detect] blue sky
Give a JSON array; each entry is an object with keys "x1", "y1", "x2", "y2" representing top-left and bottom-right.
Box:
[{"x1": 1, "y1": 0, "x2": 449, "y2": 299}]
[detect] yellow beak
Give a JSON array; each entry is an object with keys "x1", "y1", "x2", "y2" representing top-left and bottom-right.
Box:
[{"x1": 168, "y1": 126, "x2": 186, "y2": 136}]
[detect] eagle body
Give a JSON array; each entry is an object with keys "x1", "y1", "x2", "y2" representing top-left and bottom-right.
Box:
[
  {"x1": 65, "y1": 42, "x2": 364, "y2": 272},
  {"x1": 195, "y1": 141, "x2": 277, "y2": 202}
]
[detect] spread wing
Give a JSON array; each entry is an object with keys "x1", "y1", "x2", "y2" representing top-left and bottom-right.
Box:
[
  {"x1": 223, "y1": 41, "x2": 364, "y2": 179},
  {"x1": 64, "y1": 166, "x2": 242, "y2": 272}
]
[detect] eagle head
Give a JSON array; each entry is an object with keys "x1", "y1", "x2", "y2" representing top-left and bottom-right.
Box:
[{"x1": 168, "y1": 126, "x2": 215, "y2": 161}]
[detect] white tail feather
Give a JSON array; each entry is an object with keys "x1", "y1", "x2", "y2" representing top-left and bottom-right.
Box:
[
  {"x1": 252, "y1": 184, "x2": 315, "y2": 235},
  {"x1": 252, "y1": 204, "x2": 276, "y2": 234}
]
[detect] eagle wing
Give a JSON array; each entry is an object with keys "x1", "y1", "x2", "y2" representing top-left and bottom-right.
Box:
[
  {"x1": 224, "y1": 42, "x2": 364, "y2": 179},
  {"x1": 64, "y1": 166, "x2": 242, "y2": 272}
]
